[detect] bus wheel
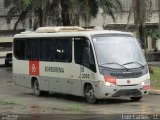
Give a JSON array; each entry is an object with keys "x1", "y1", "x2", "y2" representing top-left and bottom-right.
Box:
[
  {"x1": 130, "y1": 97, "x2": 142, "y2": 101},
  {"x1": 33, "y1": 80, "x2": 49, "y2": 96},
  {"x1": 33, "y1": 80, "x2": 42, "y2": 96},
  {"x1": 85, "y1": 85, "x2": 97, "y2": 104}
]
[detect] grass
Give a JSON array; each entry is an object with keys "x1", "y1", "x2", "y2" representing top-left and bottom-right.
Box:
[
  {"x1": 150, "y1": 66, "x2": 160, "y2": 89},
  {"x1": 0, "y1": 98, "x2": 21, "y2": 105},
  {"x1": 52, "y1": 104, "x2": 83, "y2": 112},
  {"x1": 67, "y1": 104, "x2": 83, "y2": 112}
]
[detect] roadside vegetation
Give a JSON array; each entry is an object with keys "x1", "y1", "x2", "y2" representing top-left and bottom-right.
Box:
[
  {"x1": 52, "y1": 104, "x2": 83, "y2": 112},
  {"x1": 68, "y1": 104, "x2": 83, "y2": 112},
  {"x1": 0, "y1": 98, "x2": 22, "y2": 105},
  {"x1": 150, "y1": 66, "x2": 160, "y2": 89}
]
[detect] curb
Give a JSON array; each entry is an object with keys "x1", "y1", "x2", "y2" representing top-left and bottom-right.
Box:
[{"x1": 149, "y1": 89, "x2": 160, "y2": 95}]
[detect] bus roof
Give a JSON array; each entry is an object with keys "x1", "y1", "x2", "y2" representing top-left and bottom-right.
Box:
[{"x1": 14, "y1": 26, "x2": 133, "y2": 38}]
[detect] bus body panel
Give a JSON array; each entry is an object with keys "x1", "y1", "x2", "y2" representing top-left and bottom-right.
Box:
[
  {"x1": 70, "y1": 63, "x2": 83, "y2": 96},
  {"x1": 116, "y1": 73, "x2": 149, "y2": 86},
  {"x1": 13, "y1": 29, "x2": 150, "y2": 101},
  {"x1": 13, "y1": 57, "x2": 29, "y2": 74},
  {"x1": 13, "y1": 57, "x2": 31, "y2": 88},
  {"x1": 14, "y1": 73, "x2": 31, "y2": 89},
  {"x1": 93, "y1": 73, "x2": 150, "y2": 99}
]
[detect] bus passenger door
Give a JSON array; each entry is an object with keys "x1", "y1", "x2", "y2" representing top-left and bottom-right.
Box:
[
  {"x1": 69, "y1": 38, "x2": 81, "y2": 96},
  {"x1": 71, "y1": 37, "x2": 96, "y2": 96},
  {"x1": 70, "y1": 63, "x2": 82, "y2": 96}
]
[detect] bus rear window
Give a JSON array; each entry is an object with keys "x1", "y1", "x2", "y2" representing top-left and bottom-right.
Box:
[{"x1": 14, "y1": 39, "x2": 25, "y2": 60}]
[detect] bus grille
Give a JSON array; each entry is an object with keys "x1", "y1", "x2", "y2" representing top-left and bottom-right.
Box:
[
  {"x1": 112, "y1": 89, "x2": 142, "y2": 97},
  {"x1": 110, "y1": 72, "x2": 142, "y2": 78}
]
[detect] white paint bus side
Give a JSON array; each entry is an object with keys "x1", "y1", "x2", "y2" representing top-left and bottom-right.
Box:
[
  {"x1": 13, "y1": 27, "x2": 150, "y2": 103},
  {"x1": 13, "y1": 31, "x2": 99, "y2": 98}
]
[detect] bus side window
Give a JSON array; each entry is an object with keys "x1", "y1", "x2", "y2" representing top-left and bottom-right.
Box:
[
  {"x1": 74, "y1": 39, "x2": 83, "y2": 64},
  {"x1": 14, "y1": 39, "x2": 25, "y2": 60},
  {"x1": 25, "y1": 39, "x2": 39, "y2": 60},
  {"x1": 74, "y1": 37, "x2": 96, "y2": 72},
  {"x1": 40, "y1": 39, "x2": 55, "y2": 61},
  {"x1": 55, "y1": 38, "x2": 72, "y2": 62}
]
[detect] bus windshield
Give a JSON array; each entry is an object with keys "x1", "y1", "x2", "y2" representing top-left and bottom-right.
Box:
[{"x1": 93, "y1": 35, "x2": 147, "y2": 69}]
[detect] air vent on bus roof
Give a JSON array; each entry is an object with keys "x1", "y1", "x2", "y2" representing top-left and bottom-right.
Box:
[{"x1": 35, "y1": 26, "x2": 87, "y2": 33}]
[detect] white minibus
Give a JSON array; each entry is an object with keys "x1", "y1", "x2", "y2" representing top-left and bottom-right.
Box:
[{"x1": 13, "y1": 26, "x2": 150, "y2": 103}]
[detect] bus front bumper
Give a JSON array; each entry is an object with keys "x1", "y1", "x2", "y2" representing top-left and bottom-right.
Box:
[{"x1": 94, "y1": 84, "x2": 150, "y2": 99}]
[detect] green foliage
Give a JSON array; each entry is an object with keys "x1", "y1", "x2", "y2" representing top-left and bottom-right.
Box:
[
  {"x1": 0, "y1": 98, "x2": 21, "y2": 105},
  {"x1": 150, "y1": 66, "x2": 160, "y2": 89},
  {"x1": 4, "y1": 0, "x2": 122, "y2": 29},
  {"x1": 135, "y1": 29, "x2": 148, "y2": 49},
  {"x1": 97, "y1": 0, "x2": 122, "y2": 22},
  {"x1": 148, "y1": 30, "x2": 160, "y2": 41},
  {"x1": 68, "y1": 104, "x2": 83, "y2": 112},
  {"x1": 149, "y1": 66, "x2": 154, "y2": 74},
  {"x1": 135, "y1": 27, "x2": 149, "y2": 39},
  {"x1": 23, "y1": 0, "x2": 31, "y2": 6}
]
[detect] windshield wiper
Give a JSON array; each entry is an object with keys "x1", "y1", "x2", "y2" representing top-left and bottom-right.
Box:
[
  {"x1": 100, "y1": 62, "x2": 128, "y2": 70},
  {"x1": 123, "y1": 62, "x2": 145, "y2": 68}
]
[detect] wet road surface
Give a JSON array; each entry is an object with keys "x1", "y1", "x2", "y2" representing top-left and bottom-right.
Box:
[{"x1": 0, "y1": 65, "x2": 160, "y2": 120}]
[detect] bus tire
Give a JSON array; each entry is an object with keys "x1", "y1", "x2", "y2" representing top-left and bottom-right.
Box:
[
  {"x1": 85, "y1": 85, "x2": 97, "y2": 104},
  {"x1": 130, "y1": 97, "x2": 142, "y2": 101},
  {"x1": 33, "y1": 79, "x2": 49, "y2": 96}
]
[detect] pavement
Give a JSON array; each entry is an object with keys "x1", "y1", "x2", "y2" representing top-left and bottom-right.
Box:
[
  {"x1": 149, "y1": 89, "x2": 160, "y2": 95},
  {"x1": 0, "y1": 58, "x2": 4, "y2": 64}
]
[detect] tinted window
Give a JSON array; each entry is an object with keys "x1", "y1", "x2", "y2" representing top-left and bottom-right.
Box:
[
  {"x1": 26, "y1": 39, "x2": 39, "y2": 60},
  {"x1": 40, "y1": 38, "x2": 55, "y2": 61},
  {"x1": 74, "y1": 37, "x2": 96, "y2": 72},
  {"x1": 14, "y1": 39, "x2": 25, "y2": 59},
  {"x1": 55, "y1": 38, "x2": 72, "y2": 62},
  {"x1": 0, "y1": 42, "x2": 12, "y2": 51},
  {"x1": 6, "y1": 53, "x2": 12, "y2": 57},
  {"x1": 14, "y1": 37, "x2": 72, "y2": 62},
  {"x1": 74, "y1": 39, "x2": 83, "y2": 64}
]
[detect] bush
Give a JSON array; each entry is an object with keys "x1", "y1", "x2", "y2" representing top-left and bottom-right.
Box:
[{"x1": 149, "y1": 66, "x2": 154, "y2": 74}]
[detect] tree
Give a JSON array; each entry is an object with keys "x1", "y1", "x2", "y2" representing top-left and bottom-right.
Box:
[
  {"x1": 77, "y1": 0, "x2": 122, "y2": 27},
  {"x1": 158, "y1": 0, "x2": 160, "y2": 30},
  {"x1": 4, "y1": 0, "x2": 122, "y2": 29},
  {"x1": 51, "y1": 0, "x2": 122, "y2": 27},
  {"x1": 127, "y1": 0, "x2": 151, "y2": 49},
  {"x1": 4, "y1": 0, "x2": 31, "y2": 29},
  {"x1": 4, "y1": 0, "x2": 59, "y2": 30}
]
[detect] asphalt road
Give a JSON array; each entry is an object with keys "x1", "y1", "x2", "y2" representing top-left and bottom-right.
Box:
[{"x1": 0, "y1": 63, "x2": 160, "y2": 120}]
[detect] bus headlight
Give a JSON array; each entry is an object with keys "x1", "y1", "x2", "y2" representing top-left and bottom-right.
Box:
[
  {"x1": 141, "y1": 79, "x2": 150, "y2": 90},
  {"x1": 97, "y1": 75, "x2": 116, "y2": 87},
  {"x1": 105, "y1": 82, "x2": 114, "y2": 86},
  {"x1": 141, "y1": 79, "x2": 150, "y2": 86},
  {"x1": 98, "y1": 81, "x2": 114, "y2": 87},
  {"x1": 104, "y1": 75, "x2": 116, "y2": 85},
  {"x1": 141, "y1": 81, "x2": 145, "y2": 86}
]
